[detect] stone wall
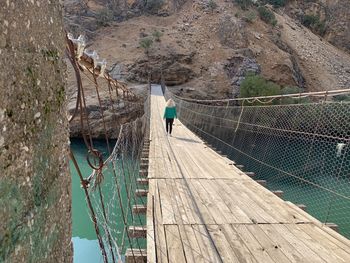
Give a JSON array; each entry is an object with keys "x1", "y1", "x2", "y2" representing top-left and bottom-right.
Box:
[{"x1": 0, "y1": 1, "x2": 72, "y2": 262}]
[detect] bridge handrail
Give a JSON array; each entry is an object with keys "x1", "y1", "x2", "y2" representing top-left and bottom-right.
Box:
[{"x1": 167, "y1": 88, "x2": 350, "y2": 103}]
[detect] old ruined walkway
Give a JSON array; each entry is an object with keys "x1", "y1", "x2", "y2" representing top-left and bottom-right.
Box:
[{"x1": 144, "y1": 85, "x2": 350, "y2": 263}]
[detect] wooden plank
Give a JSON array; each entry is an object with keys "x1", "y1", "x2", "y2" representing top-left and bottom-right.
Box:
[
  {"x1": 245, "y1": 225, "x2": 292, "y2": 262},
  {"x1": 165, "y1": 225, "x2": 186, "y2": 262},
  {"x1": 220, "y1": 224, "x2": 257, "y2": 263},
  {"x1": 158, "y1": 179, "x2": 176, "y2": 225},
  {"x1": 232, "y1": 225, "x2": 275, "y2": 263},
  {"x1": 166, "y1": 178, "x2": 189, "y2": 225},
  {"x1": 285, "y1": 224, "x2": 346, "y2": 263},
  {"x1": 272, "y1": 224, "x2": 325, "y2": 263},
  {"x1": 133, "y1": 204, "x2": 147, "y2": 214},
  {"x1": 174, "y1": 179, "x2": 201, "y2": 224},
  {"x1": 298, "y1": 224, "x2": 350, "y2": 262},
  {"x1": 258, "y1": 224, "x2": 307, "y2": 263},
  {"x1": 135, "y1": 189, "x2": 148, "y2": 197},
  {"x1": 238, "y1": 180, "x2": 309, "y2": 223},
  {"x1": 189, "y1": 180, "x2": 228, "y2": 224},
  {"x1": 210, "y1": 180, "x2": 252, "y2": 223},
  {"x1": 192, "y1": 224, "x2": 221, "y2": 263},
  {"x1": 206, "y1": 224, "x2": 240, "y2": 262},
  {"x1": 146, "y1": 194, "x2": 156, "y2": 263},
  {"x1": 200, "y1": 179, "x2": 239, "y2": 224},
  {"x1": 216, "y1": 179, "x2": 274, "y2": 223},
  {"x1": 154, "y1": 181, "x2": 168, "y2": 262},
  {"x1": 182, "y1": 225, "x2": 206, "y2": 262},
  {"x1": 128, "y1": 226, "x2": 146, "y2": 238},
  {"x1": 137, "y1": 178, "x2": 148, "y2": 185},
  {"x1": 187, "y1": 179, "x2": 215, "y2": 224},
  {"x1": 125, "y1": 249, "x2": 147, "y2": 263}
]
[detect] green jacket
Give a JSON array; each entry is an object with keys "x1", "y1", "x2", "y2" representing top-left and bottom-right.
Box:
[{"x1": 163, "y1": 107, "x2": 177, "y2": 119}]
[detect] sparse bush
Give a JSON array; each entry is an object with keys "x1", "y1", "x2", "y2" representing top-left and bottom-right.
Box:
[
  {"x1": 139, "y1": 38, "x2": 153, "y2": 54},
  {"x1": 208, "y1": 0, "x2": 218, "y2": 11},
  {"x1": 152, "y1": 30, "x2": 163, "y2": 42},
  {"x1": 96, "y1": 8, "x2": 114, "y2": 27},
  {"x1": 302, "y1": 14, "x2": 327, "y2": 36},
  {"x1": 243, "y1": 10, "x2": 257, "y2": 23},
  {"x1": 234, "y1": 0, "x2": 254, "y2": 10},
  {"x1": 262, "y1": 0, "x2": 287, "y2": 7},
  {"x1": 333, "y1": 95, "x2": 350, "y2": 102},
  {"x1": 258, "y1": 6, "x2": 277, "y2": 26},
  {"x1": 240, "y1": 73, "x2": 281, "y2": 98},
  {"x1": 146, "y1": 0, "x2": 164, "y2": 13},
  {"x1": 280, "y1": 86, "x2": 309, "y2": 104}
]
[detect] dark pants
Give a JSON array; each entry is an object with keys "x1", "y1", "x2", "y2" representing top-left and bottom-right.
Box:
[{"x1": 165, "y1": 118, "x2": 174, "y2": 134}]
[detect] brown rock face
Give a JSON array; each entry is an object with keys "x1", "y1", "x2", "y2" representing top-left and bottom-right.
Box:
[
  {"x1": 127, "y1": 49, "x2": 196, "y2": 85},
  {"x1": 323, "y1": 1, "x2": 350, "y2": 53},
  {"x1": 286, "y1": 0, "x2": 350, "y2": 53},
  {"x1": 0, "y1": 1, "x2": 72, "y2": 262}
]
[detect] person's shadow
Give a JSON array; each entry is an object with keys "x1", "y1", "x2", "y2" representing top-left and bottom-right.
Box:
[{"x1": 172, "y1": 136, "x2": 201, "y2": 144}]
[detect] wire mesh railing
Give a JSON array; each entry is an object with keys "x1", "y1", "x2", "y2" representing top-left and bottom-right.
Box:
[
  {"x1": 67, "y1": 32, "x2": 152, "y2": 262},
  {"x1": 165, "y1": 88, "x2": 350, "y2": 239}
]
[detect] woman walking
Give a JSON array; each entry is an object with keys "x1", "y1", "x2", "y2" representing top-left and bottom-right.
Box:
[{"x1": 163, "y1": 99, "x2": 177, "y2": 136}]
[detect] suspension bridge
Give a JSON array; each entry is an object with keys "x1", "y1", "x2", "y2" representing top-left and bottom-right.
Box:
[
  {"x1": 67, "y1": 35, "x2": 350, "y2": 263},
  {"x1": 119, "y1": 85, "x2": 350, "y2": 263}
]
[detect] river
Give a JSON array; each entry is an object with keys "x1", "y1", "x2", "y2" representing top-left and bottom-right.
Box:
[{"x1": 70, "y1": 138, "x2": 146, "y2": 263}]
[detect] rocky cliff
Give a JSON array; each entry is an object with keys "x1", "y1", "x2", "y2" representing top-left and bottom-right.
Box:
[
  {"x1": 64, "y1": 0, "x2": 350, "y2": 137},
  {"x1": 0, "y1": 1, "x2": 72, "y2": 262},
  {"x1": 285, "y1": 0, "x2": 350, "y2": 53}
]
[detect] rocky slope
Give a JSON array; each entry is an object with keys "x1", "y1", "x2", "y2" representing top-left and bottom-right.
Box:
[
  {"x1": 285, "y1": 0, "x2": 350, "y2": 53},
  {"x1": 64, "y1": 0, "x2": 350, "y2": 137}
]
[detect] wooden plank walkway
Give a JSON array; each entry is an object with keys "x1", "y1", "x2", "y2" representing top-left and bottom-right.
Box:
[{"x1": 146, "y1": 85, "x2": 350, "y2": 263}]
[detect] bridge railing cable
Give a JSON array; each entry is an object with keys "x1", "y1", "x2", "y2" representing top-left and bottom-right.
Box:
[{"x1": 165, "y1": 87, "x2": 350, "y2": 239}]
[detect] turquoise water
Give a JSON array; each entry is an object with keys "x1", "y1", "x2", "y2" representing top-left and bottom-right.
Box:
[
  {"x1": 200, "y1": 130, "x2": 350, "y2": 238},
  {"x1": 70, "y1": 139, "x2": 146, "y2": 263}
]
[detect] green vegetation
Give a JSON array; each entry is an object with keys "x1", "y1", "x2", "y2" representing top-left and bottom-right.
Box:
[
  {"x1": 208, "y1": 0, "x2": 218, "y2": 11},
  {"x1": 96, "y1": 8, "x2": 114, "y2": 27},
  {"x1": 152, "y1": 30, "x2": 163, "y2": 42},
  {"x1": 240, "y1": 74, "x2": 307, "y2": 104},
  {"x1": 146, "y1": 0, "x2": 164, "y2": 13},
  {"x1": 243, "y1": 10, "x2": 257, "y2": 23},
  {"x1": 258, "y1": 6, "x2": 277, "y2": 26},
  {"x1": 240, "y1": 74, "x2": 281, "y2": 98},
  {"x1": 234, "y1": 0, "x2": 254, "y2": 10},
  {"x1": 302, "y1": 14, "x2": 327, "y2": 36},
  {"x1": 41, "y1": 49, "x2": 59, "y2": 62},
  {"x1": 333, "y1": 95, "x2": 350, "y2": 102},
  {"x1": 262, "y1": 0, "x2": 288, "y2": 7},
  {"x1": 139, "y1": 37, "x2": 153, "y2": 54}
]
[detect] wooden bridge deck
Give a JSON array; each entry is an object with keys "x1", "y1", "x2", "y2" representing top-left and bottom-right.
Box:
[{"x1": 145, "y1": 85, "x2": 350, "y2": 262}]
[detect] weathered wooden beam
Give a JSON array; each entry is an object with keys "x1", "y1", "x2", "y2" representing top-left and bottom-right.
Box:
[
  {"x1": 256, "y1": 180, "x2": 267, "y2": 187},
  {"x1": 139, "y1": 169, "x2": 148, "y2": 177},
  {"x1": 133, "y1": 204, "x2": 147, "y2": 214},
  {"x1": 135, "y1": 189, "x2": 148, "y2": 197},
  {"x1": 325, "y1": 223, "x2": 339, "y2": 233},
  {"x1": 272, "y1": 190, "x2": 284, "y2": 198},
  {"x1": 128, "y1": 226, "x2": 146, "y2": 238},
  {"x1": 125, "y1": 248, "x2": 147, "y2": 263},
  {"x1": 245, "y1": 172, "x2": 255, "y2": 178},
  {"x1": 140, "y1": 163, "x2": 148, "y2": 169},
  {"x1": 296, "y1": 204, "x2": 307, "y2": 211},
  {"x1": 137, "y1": 178, "x2": 149, "y2": 185},
  {"x1": 141, "y1": 153, "x2": 149, "y2": 158}
]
